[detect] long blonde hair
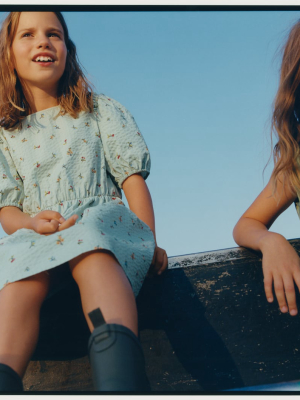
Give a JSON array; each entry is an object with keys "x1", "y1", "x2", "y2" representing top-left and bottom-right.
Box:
[
  {"x1": 271, "y1": 20, "x2": 300, "y2": 195},
  {"x1": 0, "y1": 12, "x2": 94, "y2": 129}
]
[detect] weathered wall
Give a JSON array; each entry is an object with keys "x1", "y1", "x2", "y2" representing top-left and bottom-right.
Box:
[{"x1": 23, "y1": 240, "x2": 300, "y2": 392}]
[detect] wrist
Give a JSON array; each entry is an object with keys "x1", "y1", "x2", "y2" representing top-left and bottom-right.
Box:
[{"x1": 258, "y1": 231, "x2": 286, "y2": 253}]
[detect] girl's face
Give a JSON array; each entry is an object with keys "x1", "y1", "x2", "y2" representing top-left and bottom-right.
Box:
[{"x1": 12, "y1": 12, "x2": 67, "y2": 93}]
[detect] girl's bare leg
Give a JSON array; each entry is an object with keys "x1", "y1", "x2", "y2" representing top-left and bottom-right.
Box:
[
  {"x1": 69, "y1": 250, "x2": 138, "y2": 335},
  {"x1": 0, "y1": 272, "x2": 50, "y2": 378}
]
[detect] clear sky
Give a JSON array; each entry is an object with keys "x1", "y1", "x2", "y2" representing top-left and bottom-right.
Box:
[{"x1": 0, "y1": 9, "x2": 300, "y2": 257}]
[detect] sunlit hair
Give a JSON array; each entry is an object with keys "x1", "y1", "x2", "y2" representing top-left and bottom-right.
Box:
[
  {"x1": 0, "y1": 11, "x2": 94, "y2": 129},
  {"x1": 271, "y1": 20, "x2": 300, "y2": 196}
]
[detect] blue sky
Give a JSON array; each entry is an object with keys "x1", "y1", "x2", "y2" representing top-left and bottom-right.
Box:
[{"x1": 0, "y1": 10, "x2": 300, "y2": 257}]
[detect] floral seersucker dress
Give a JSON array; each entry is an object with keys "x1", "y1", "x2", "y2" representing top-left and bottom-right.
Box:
[{"x1": 0, "y1": 94, "x2": 155, "y2": 296}]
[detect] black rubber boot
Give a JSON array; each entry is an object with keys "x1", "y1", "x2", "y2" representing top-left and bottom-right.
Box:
[
  {"x1": 88, "y1": 308, "x2": 151, "y2": 392},
  {"x1": 0, "y1": 363, "x2": 23, "y2": 392}
]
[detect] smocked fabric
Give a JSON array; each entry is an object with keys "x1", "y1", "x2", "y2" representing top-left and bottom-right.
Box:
[{"x1": 0, "y1": 94, "x2": 155, "y2": 296}]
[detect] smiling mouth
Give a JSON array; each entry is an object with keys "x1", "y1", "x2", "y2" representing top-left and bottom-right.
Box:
[{"x1": 33, "y1": 56, "x2": 55, "y2": 62}]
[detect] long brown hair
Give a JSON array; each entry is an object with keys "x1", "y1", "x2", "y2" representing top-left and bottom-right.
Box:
[
  {"x1": 0, "y1": 11, "x2": 94, "y2": 129},
  {"x1": 271, "y1": 20, "x2": 300, "y2": 195}
]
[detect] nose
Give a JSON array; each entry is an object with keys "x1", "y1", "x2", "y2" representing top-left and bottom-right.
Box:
[{"x1": 36, "y1": 34, "x2": 52, "y2": 49}]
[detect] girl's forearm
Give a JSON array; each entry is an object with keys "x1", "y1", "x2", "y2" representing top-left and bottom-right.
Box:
[
  {"x1": 233, "y1": 217, "x2": 285, "y2": 253},
  {"x1": 0, "y1": 206, "x2": 33, "y2": 235},
  {"x1": 122, "y1": 174, "x2": 156, "y2": 243}
]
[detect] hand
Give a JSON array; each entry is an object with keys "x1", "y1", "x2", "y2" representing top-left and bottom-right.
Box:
[
  {"x1": 147, "y1": 246, "x2": 168, "y2": 278},
  {"x1": 260, "y1": 232, "x2": 300, "y2": 316},
  {"x1": 30, "y1": 210, "x2": 78, "y2": 235}
]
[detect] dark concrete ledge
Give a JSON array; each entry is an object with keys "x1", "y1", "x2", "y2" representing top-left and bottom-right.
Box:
[{"x1": 23, "y1": 239, "x2": 300, "y2": 391}]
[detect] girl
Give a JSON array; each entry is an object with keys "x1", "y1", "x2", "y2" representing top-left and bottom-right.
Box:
[
  {"x1": 233, "y1": 21, "x2": 300, "y2": 319},
  {"x1": 0, "y1": 11, "x2": 168, "y2": 392}
]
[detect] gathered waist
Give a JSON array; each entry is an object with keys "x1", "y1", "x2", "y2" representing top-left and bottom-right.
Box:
[{"x1": 27, "y1": 195, "x2": 124, "y2": 219}]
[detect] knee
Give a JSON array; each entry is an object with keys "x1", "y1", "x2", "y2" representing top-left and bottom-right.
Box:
[
  {"x1": 69, "y1": 250, "x2": 117, "y2": 284},
  {"x1": 0, "y1": 272, "x2": 50, "y2": 310}
]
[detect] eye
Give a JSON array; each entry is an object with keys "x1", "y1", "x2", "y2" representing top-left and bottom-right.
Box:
[
  {"x1": 22, "y1": 32, "x2": 32, "y2": 38},
  {"x1": 48, "y1": 33, "x2": 60, "y2": 38}
]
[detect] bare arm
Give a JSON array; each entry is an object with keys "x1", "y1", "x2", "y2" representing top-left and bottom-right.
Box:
[
  {"x1": 122, "y1": 174, "x2": 168, "y2": 275},
  {"x1": 233, "y1": 174, "x2": 300, "y2": 316},
  {"x1": 0, "y1": 206, "x2": 77, "y2": 235},
  {"x1": 122, "y1": 173, "x2": 156, "y2": 241},
  {"x1": 233, "y1": 176, "x2": 297, "y2": 252}
]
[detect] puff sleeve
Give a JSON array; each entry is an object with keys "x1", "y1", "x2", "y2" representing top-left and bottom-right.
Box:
[
  {"x1": 0, "y1": 130, "x2": 24, "y2": 210},
  {"x1": 96, "y1": 94, "x2": 151, "y2": 189}
]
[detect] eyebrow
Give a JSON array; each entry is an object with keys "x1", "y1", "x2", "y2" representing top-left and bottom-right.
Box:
[{"x1": 17, "y1": 27, "x2": 64, "y2": 35}]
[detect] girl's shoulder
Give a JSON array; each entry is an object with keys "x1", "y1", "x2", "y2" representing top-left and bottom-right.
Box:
[{"x1": 94, "y1": 93, "x2": 129, "y2": 115}]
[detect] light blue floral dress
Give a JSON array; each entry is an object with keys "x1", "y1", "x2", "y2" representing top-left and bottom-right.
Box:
[{"x1": 0, "y1": 94, "x2": 155, "y2": 296}]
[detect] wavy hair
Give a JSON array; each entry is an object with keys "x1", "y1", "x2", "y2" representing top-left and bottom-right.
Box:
[
  {"x1": 271, "y1": 20, "x2": 300, "y2": 195},
  {"x1": 0, "y1": 12, "x2": 94, "y2": 129}
]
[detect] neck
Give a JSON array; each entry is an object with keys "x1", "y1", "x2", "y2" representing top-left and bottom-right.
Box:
[{"x1": 21, "y1": 82, "x2": 59, "y2": 114}]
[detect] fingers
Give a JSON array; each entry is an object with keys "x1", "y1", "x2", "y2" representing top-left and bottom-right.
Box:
[
  {"x1": 157, "y1": 250, "x2": 168, "y2": 275},
  {"x1": 271, "y1": 274, "x2": 298, "y2": 316},
  {"x1": 39, "y1": 210, "x2": 65, "y2": 223},
  {"x1": 282, "y1": 275, "x2": 298, "y2": 316},
  {"x1": 58, "y1": 214, "x2": 78, "y2": 232},
  {"x1": 263, "y1": 270, "x2": 273, "y2": 303}
]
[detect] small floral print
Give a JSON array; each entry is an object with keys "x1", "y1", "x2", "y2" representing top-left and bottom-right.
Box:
[
  {"x1": 81, "y1": 157, "x2": 86, "y2": 162},
  {"x1": 85, "y1": 122, "x2": 90, "y2": 127},
  {"x1": 54, "y1": 125, "x2": 60, "y2": 129},
  {"x1": 95, "y1": 132, "x2": 101, "y2": 138},
  {"x1": 34, "y1": 145, "x2": 40, "y2": 149},
  {"x1": 107, "y1": 134, "x2": 114, "y2": 138},
  {"x1": 119, "y1": 216, "x2": 122, "y2": 222},
  {"x1": 0, "y1": 191, "x2": 3, "y2": 195},
  {"x1": 101, "y1": 231, "x2": 105, "y2": 235},
  {"x1": 82, "y1": 139, "x2": 88, "y2": 144},
  {"x1": 78, "y1": 200, "x2": 82, "y2": 206},
  {"x1": 67, "y1": 148, "x2": 73, "y2": 156},
  {"x1": 25, "y1": 267, "x2": 30, "y2": 272},
  {"x1": 29, "y1": 241, "x2": 35, "y2": 248},
  {"x1": 131, "y1": 219, "x2": 135, "y2": 225},
  {"x1": 47, "y1": 173, "x2": 51, "y2": 178},
  {"x1": 20, "y1": 157, "x2": 24, "y2": 161},
  {"x1": 45, "y1": 191, "x2": 50, "y2": 196},
  {"x1": 22, "y1": 138, "x2": 27, "y2": 142},
  {"x1": 33, "y1": 183, "x2": 38, "y2": 187},
  {"x1": 14, "y1": 175, "x2": 20, "y2": 181},
  {"x1": 97, "y1": 183, "x2": 101, "y2": 187},
  {"x1": 40, "y1": 114, "x2": 45, "y2": 119},
  {"x1": 50, "y1": 134, "x2": 55, "y2": 139},
  {"x1": 95, "y1": 151, "x2": 98, "y2": 157},
  {"x1": 94, "y1": 245, "x2": 103, "y2": 250},
  {"x1": 10, "y1": 256, "x2": 15, "y2": 263},
  {"x1": 56, "y1": 235, "x2": 64, "y2": 245},
  {"x1": 114, "y1": 221, "x2": 117, "y2": 226},
  {"x1": 11, "y1": 135, "x2": 15, "y2": 138},
  {"x1": 4, "y1": 147, "x2": 9, "y2": 151},
  {"x1": 63, "y1": 139, "x2": 67, "y2": 145},
  {"x1": 34, "y1": 162, "x2": 41, "y2": 168},
  {"x1": 52, "y1": 153, "x2": 56, "y2": 158},
  {"x1": 91, "y1": 168, "x2": 96, "y2": 173},
  {"x1": 78, "y1": 239, "x2": 83, "y2": 245},
  {"x1": 72, "y1": 125, "x2": 77, "y2": 129},
  {"x1": 128, "y1": 142, "x2": 133, "y2": 148},
  {"x1": 137, "y1": 132, "x2": 141, "y2": 136},
  {"x1": 27, "y1": 124, "x2": 31, "y2": 129},
  {"x1": 2, "y1": 174, "x2": 7, "y2": 179},
  {"x1": 69, "y1": 185, "x2": 74, "y2": 192},
  {"x1": 14, "y1": 186, "x2": 20, "y2": 191},
  {"x1": 57, "y1": 177, "x2": 61, "y2": 182},
  {"x1": 125, "y1": 261, "x2": 128, "y2": 267},
  {"x1": 78, "y1": 173, "x2": 83, "y2": 179},
  {"x1": 49, "y1": 256, "x2": 56, "y2": 261}
]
